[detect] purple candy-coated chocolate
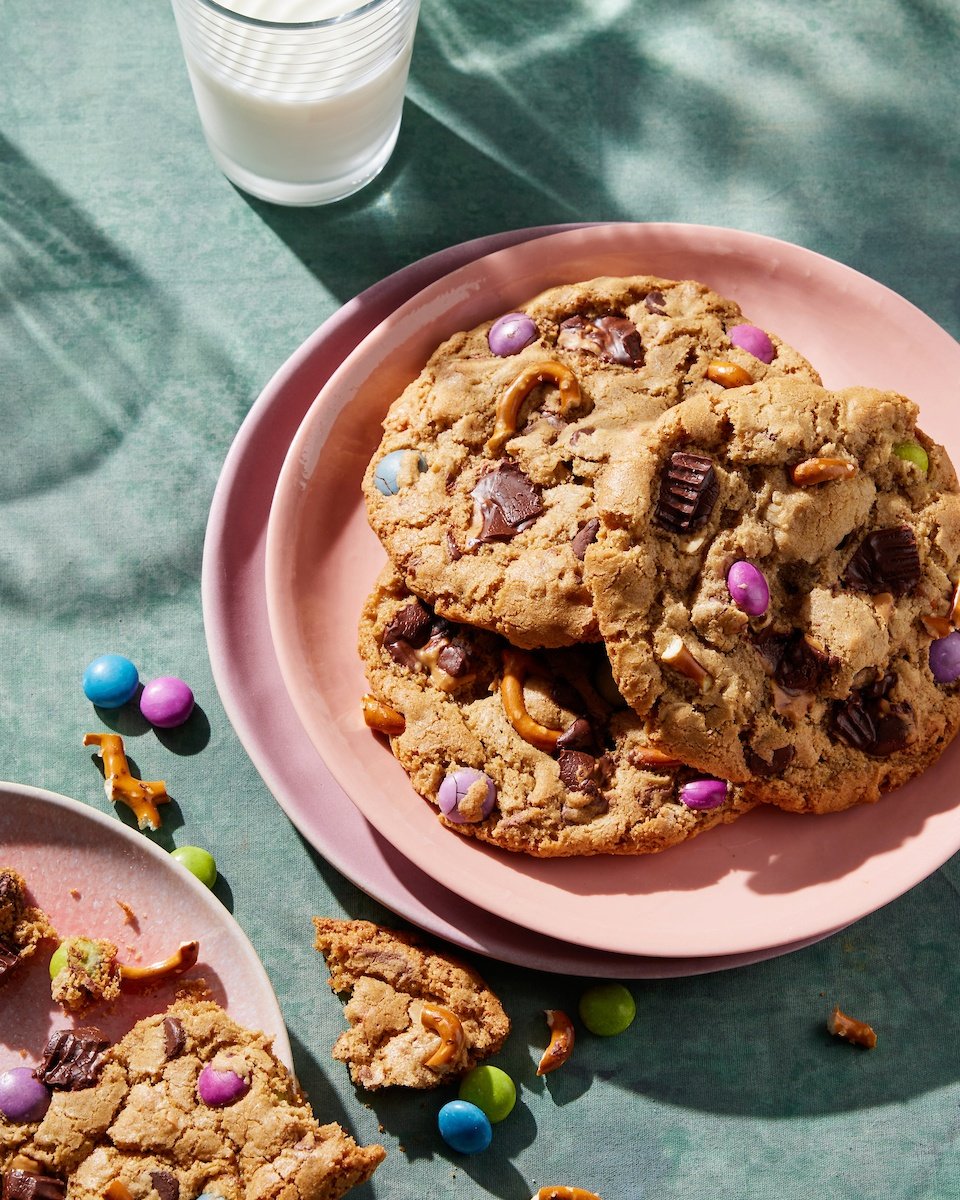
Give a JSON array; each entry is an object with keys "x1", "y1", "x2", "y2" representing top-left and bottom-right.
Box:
[
  {"x1": 680, "y1": 778, "x2": 729, "y2": 810},
  {"x1": 0, "y1": 1068, "x2": 51, "y2": 1123},
  {"x1": 139, "y1": 676, "x2": 195, "y2": 728},
  {"x1": 437, "y1": 769, "x2": 496, "y2": 824},
  {"x1": 930, "y1": 631, "x2": 960, "y2": 684},
  {"x1": 726, "y1": 560, "x2": 770, "y2": 616},
  {"x1": 197, "y1": 1064, "x2": 249, "y2": 1107},
  {"x1": 729, "y1": 323, "x2": 775, "y2": 364},
  {"x1": 487, "y1": 313, "x2": 537, "y2": 357}
]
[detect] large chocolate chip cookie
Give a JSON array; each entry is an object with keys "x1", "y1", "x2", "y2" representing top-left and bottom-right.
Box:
[
  {"x1": 362, "y1": 275, "x2": 820, "y2": 649},
  {"x1": 587, "y1": 377, "x2": 960, "y2": 813},
  {"x1": 357, "y1": 567, "x2": 755, "y2": 856}
]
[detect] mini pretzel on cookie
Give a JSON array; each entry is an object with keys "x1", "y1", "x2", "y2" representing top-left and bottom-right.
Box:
[
  {"x1": 485, "y1": 360, "x2": 582, "y2": 456},
  {"x1": 500, "y1": 650, "x2": 565, "y2": 751}
]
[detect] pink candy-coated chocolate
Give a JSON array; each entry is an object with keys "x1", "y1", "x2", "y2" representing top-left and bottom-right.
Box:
[
  {"x1": 438, "y1": 769, "x2": 496, "y2": 824},
  {"x1": 680, "y1": 779, "x2": 729, "y2": 810},
  {"x1": 729, "y1": 323, "x2": 775, "y2": 364},
  {"x1": 487, "y1": 313, "x2": 537, "y2": 357},
  {"x1": 140, "y1": 676, "x2": 195, "y2": 728},
  {"x1": 726, "y1": 560, "x2": 770, "y2": 616},
  {"x1": 197, "y1": 1064, "x2": 250, "y2": 1107},
  {"x1": 930, "y1": 631, "x2": 960, "y2": 684},
  {"x1": 0, "y1": 1068, "x2": 51, "y2": 1123}
]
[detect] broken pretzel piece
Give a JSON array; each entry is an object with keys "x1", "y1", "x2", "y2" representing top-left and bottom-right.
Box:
[
  {"x1": 119, "y1": 940, "x2": 199, "y2": 987},
  {"x1": 361, "y1": 694, "x2": 406, "y2": 736},
  {"x1": 536, "y1": 1189, "x2": 602, "y2": 1200},
  {"x1": 420, "y1": 1002, "x2": 466, "y2": 1069},
  {"x1": 827, "y1": 1005, "x2": 877, "y2": 1049},
  {"x1": 536, "y1": 1009, "x2": 575, "y2": 1076},
  {"x1": 83, "y1": 732, "x2": 169, "y2": 831}
]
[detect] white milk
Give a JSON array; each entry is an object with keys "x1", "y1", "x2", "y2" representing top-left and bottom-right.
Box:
[{"x1": 171, "y1": 0, "x2": 420, "y2": 205}]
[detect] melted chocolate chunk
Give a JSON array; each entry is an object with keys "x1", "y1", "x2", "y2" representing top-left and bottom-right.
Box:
[
  {"x1": 557, "y1": 315, "x2": 643, "y2": 367},
  {"x1": 571, "y1": 517, "x2": 600, "y2": 561},
  {"x1": 744, "y1": 744, "x2": 796, "y2": 777},
  {"x1": 36, "y1": 1027, "x2": 110, "y2": 1090},
  {"x1": 843, "y1": 526, "x2": 921, "y2": 597},
  {"x1": 437, "y1": 643, "x2": 470, "y2": 678},
  {"x1": 655, "y1": 451, "x2": 719, "y2": 534},
  {"x1": 1, "y1": 1174, "x2": 65, "y2": 1200},
  {"x1": 644, "y1": 289, "x2": 667, "y2": 315},
  {"x1": 150, "y1": 1172, "x2": 180, "y2": 1200},
  {"x1": 470, "y1": 463, "x2": 543, "y2": 543},
  {"x1": 557, "y1": 750, "x2": 601, "y2": 796},
  {"x1": 162, "y1": 1016, "x2": 186, "y2": 1060},
  {"x1": 383, "y1": 602, "x2": 432, "y2": 650},
  {"x1": 754, "y1": 629, "x2": 833, "y2": 693},
  {"x1": 829, "y1": 675, "x2": 914, "y2": 757},
  {"x1": 556, "y1": 718, "x2": 599, "y2": 754},
  {"x1": 444, "y1": 529, "x2": 462, "y2": 561},
  {"x1": 0, "y1": 942, "x2": 18, "y2": 979}
]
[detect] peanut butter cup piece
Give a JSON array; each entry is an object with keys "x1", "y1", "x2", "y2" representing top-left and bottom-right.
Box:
[{"x1": 654, "y1": 451, "x2": 719, "y2": 534}]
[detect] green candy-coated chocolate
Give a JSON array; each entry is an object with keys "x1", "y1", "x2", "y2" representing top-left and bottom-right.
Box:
[
  {"x1": 49, "y1": 938, "x2": 99, "y2": 980},
  {"x1": 458, "y1": 1064, "x2": 516, "y2": 1122},
  {"x1": 578, "y1": 983, "x2": 636, "y2": 1036},
  {"x1": 171, "y1": 845, "x2": 218, "y2": 889},
  {"x1": 893, "y1": 440, "x2": 929, "y2": 473}
]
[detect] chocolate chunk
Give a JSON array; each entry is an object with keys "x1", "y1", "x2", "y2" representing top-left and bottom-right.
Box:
[
  {"x1": 149, "y1": 1172, "x2": 180, "y2": 1200},
  {"x1": 644, "y1": 289, "x2": 667, "y2": 315},
  {"x1": 843, "y1": 526, "x2": 921, "y2": 597},
  {"x1": 754, "y1": 629, "x2": 833, "y2": 693},
  {"x1": 0, "y1": 942, "x2": 19, "y2": 979},
  {"x1": 437, "y1": 643, "x2": 471, "y2": 678},
  {"x1": 556, "y1": 718, "x2": 599, "y2": 754},
  {"x1": 571, "y1": 518, "x2": 600, "y2": 561},
  {"x1": 383, "y1": 602, "x2": 432, "y2": 650},
  {"x1": 655, "y1": 451, "x2": 719, "y2": 534},
  {"x1": 557, "y1": 750, "x2": 601, "y2": 796},
  {"x1": 470, "y1": 463, "x2": 543, "y2": 543},
  {"x1": 444, "y1": 529, "x2": 462, "y2": 561},
  {"x1": 744, "y1": 744, "x2": 796, "y2": 777},
  {"x1": 162, "y1": 1016, "x2": 186, "y2": 1060},
  {"x1": 557, "y1": 315, "x2": 643, "y2": 367},
  {"x1": 829, "y1": 675, "x2": 914, "y2": 757},
  {"x1": 36, "y1": 1027, "x2": 110, "y2": 1090},
  {"x1": 1, "y1": 1173, "x2": 65, "y2": 1200}
]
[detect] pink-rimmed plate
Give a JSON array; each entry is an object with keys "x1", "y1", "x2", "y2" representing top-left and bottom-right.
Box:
[
  {"x1": 265, "y1": 221, "x2": 960, "y2": 960},
  {"x1": 204, "y1": 223, "x2": 827, "y2": 975},
  {"x1": 0, "y1": 783, "x2": 291, "y2": 1068}
]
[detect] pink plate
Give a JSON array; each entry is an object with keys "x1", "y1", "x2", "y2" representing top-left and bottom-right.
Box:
[
  {"x1": 0, "y1": 783, "x2": 291, "y2": 1069},
  {"x1": 204, "y1": 223, "x2": 827, "y2": 976},
  {"x1": 265, "y1": 221, "x2": 960, "y2": 960}
]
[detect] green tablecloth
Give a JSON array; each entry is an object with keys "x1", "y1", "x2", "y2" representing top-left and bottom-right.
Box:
[{"x1": 3, "y1": 2, "x2": 960, "y2": 1196}]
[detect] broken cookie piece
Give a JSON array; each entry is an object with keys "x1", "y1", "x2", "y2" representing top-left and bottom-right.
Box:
[
  {"x1": 313, "y1": 917, "x2": 509, "y2": 1089},
  {"x1": 0, "y1": 869, "x2": 57, "y2": 985},
  {"x1": 1, "y1": 994, "x2": 385, "y2": 1200}
]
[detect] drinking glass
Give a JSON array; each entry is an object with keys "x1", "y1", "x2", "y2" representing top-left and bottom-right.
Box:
[{"x1": 170, "y1": 0, "x2": 421, "y2": 206}]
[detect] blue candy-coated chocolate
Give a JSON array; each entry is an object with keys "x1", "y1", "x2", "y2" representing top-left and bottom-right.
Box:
[
  {"x1": 82, "y1": 653, "x2": 139, "y2": 708},
  {"x1": 437, "y1": 1099, "x2": 493, "y2": 1153},
  {"x1": 373, "y1": 449, "x2": 426, "y2": 496}
]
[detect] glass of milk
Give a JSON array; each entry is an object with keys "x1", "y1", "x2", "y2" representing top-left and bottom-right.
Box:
[{"x1": 169, "y1": 0, "x2": 421, "y2": 205}]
